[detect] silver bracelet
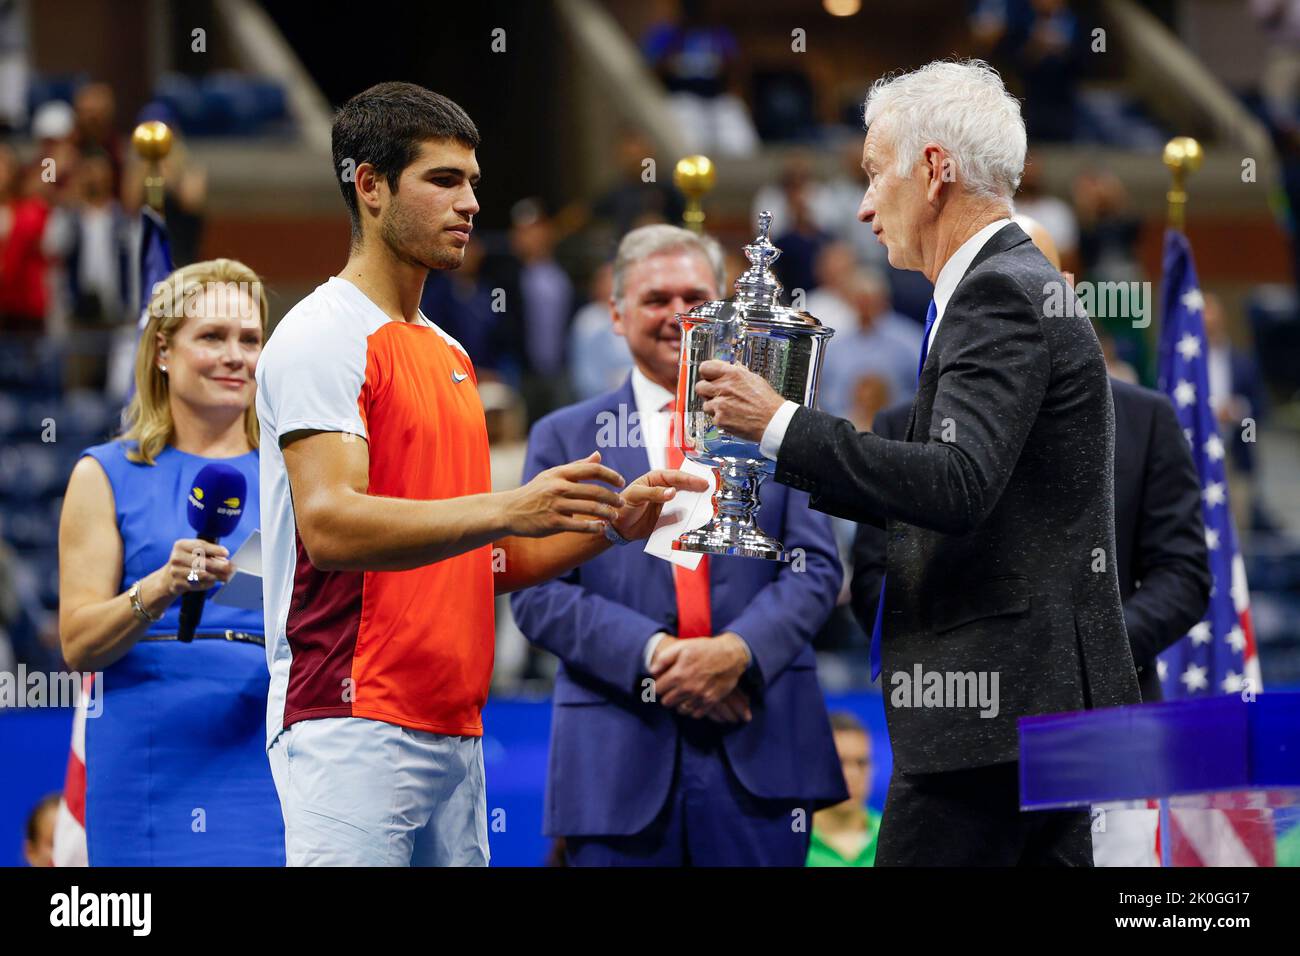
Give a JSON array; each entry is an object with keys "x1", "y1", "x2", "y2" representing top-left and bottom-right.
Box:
[
  {"x1": 128, "y1": 580, "x2": 161, "y2": 623},
  {"x1": 603, "y1": 522, "x2": 632, "y2": 547}
]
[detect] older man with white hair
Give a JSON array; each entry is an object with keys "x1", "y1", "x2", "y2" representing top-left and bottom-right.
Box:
[{"x1": 696, "y1": 60, "x2": 1142, "y2": 866}]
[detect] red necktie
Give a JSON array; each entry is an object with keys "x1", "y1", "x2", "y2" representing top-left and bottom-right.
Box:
[{"x1": 665, "y1": 399, "x2": 711, "y2": 638}]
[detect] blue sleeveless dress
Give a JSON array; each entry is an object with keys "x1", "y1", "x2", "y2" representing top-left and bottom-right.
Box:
[{"x1": 78, "y1": 439, "x2": 284, "y2": 865}]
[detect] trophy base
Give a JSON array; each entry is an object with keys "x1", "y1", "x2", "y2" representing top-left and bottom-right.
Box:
[{"x1": 673, "y1": 522, "x2": 789, "y2": 562}]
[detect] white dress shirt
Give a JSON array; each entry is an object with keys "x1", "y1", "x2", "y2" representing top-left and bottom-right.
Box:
[
  {"x1": 629, "y1": 366, "x2": 752, "y2": 673},
  {"x1": 760, "y1": 218, "x2": 1013, "y2": 461},
  {"x1": 630, "y1": 365, "x2": 675, "y2": 473},
  {"x1": 630, "y1": 367, "x2": 680, "y2": 671}
]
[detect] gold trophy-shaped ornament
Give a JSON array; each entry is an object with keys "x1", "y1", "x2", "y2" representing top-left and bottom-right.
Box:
[{"x1": 671, "y1": 211, "x2": 834, "y2": 561}]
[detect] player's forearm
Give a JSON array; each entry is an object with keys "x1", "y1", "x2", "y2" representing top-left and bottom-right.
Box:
[
  {"x1": 300, "y1": 487, "x2": 516, "y2": 572},
  {"x1": 493, "y1": 532, "x2": 611, "y2": 594}
]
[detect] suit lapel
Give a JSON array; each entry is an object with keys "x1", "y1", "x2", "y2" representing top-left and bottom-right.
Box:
[
  {"x1": 601, "y1": 375, "x2": 650, "y2": 480},
  {"x1": 597, "y1": 375, "x2": 680, "y2": 596},
  {"x1": 905, "y1": 223, "x2": 1032, "y2": 443}
]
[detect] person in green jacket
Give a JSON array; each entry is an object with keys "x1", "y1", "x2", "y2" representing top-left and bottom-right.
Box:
[
  {"x1": 807, "y1": 711, "x2": 883, "y2": 867},
  {"x1": 1278, "y1": 821, "x2": 1300, "y2": 867}
]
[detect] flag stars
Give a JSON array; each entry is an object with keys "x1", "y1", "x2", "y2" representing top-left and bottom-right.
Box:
[
  {"x1": 1204, "y1": 434, "x2": 1225, "y2": 462},
  {"x1": 1206, "y1": 528, "x2": 1220, "y2": 551},
  {"x1": 1222, "y1": 671, "x2": 1243, "y2": 694},
  {"x1": 1226, "y1": 626, "x2": 1246, "y2": 654},
  {"x1": 1182, "y1": 288, "x2": 1205, "y2": 313},
  {"x1": 1157, "y1": 659, "x2": 1168, "y2": 682},
  {"x1": 1174, "y1": 380, "x2": 1197, "y2": 408},
  {"x1": 1181, "y1": 663, "x2": 1209, "y2": 692},
  {"x1": 1189, "y1": 621, "x2": 1213, "y2": 646},
  {"x1": 1176, "y1": 333, "x2": 1202, "y2": 361},
  {"x1": 1203, "y1": 482, "x2": 1225, "y2": 507}
]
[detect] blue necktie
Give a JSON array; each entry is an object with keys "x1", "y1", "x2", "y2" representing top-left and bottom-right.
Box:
[
  {"x1": 916, "y1": 298, "x2": 938, "y2": 381},
  {"x1": 869, "y1": 299, "x2": 938, "y2": 682}
]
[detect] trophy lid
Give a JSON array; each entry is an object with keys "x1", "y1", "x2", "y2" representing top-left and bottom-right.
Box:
[
  {"x1": 734, "y1": 210, "x2": 784, "y2": 306},
  {"x1": 681, "y1": 211, "x2": 831, "y2": 334}
]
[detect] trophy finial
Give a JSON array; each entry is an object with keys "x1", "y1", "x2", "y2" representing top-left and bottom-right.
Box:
[{"x1": 734, "y1": 211, "x2": 783, "y2": 306}]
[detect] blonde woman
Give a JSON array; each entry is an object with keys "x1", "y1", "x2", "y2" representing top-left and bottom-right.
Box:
[{"x1": 54, "y1": 258, "x2": 283, "y2": 865}]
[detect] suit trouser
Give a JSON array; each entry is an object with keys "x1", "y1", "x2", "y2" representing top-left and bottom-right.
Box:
[
  {"x1": 565, "y1": 718, "x2": 810, "y2": 867},
  {"x1": 876, "y1": 761, "x2": 1092, "y2": 866}
]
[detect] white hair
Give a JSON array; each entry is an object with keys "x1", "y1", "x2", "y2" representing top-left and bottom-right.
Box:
[
  {"x1": 611, "y1": 225, "x2": 725, "y2": 305},
  {"x1": 863, "y1": 59, "x2": 1026, "y2": 200}
]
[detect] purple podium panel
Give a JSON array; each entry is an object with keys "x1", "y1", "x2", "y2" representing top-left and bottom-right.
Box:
[{"x1": 1018, "y1": 693, "x2": 1300, "y2": 811}]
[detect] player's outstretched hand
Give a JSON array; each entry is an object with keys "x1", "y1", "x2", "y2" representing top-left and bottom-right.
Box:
[
  {"x1": 507, "y1": 452, "x2": 627, "y2": 537},
  {"x1": 610, "y1": 466, "x2": 712, "y2": 542}
]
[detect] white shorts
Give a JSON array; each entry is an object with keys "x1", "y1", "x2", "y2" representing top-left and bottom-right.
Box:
[{"x1": 268, "y1": 716, "x2": 489, "y2": 867}]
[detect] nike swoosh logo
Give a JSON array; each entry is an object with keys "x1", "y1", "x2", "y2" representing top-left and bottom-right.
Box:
[{"x1": 451, "y1": 370, "x2": 469, "y2": 383}]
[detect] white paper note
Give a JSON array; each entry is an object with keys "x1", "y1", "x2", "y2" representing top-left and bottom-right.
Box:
[
  {"x1": 645, "y1": 459, "x2": 717, "y2": 569},
  {"x1": 212, "y1": 529, "x2": 263, "y2": 610}
]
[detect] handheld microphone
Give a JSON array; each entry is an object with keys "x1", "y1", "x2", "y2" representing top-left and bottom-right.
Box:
[{"x1": 177, "y1": 463, "x2": 247, "y2": 643}]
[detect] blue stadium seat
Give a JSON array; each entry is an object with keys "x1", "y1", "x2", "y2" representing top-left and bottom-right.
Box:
[
  {"x1": 0, "y1": 443, "x2": 66, "y2": 500},
  {"x1": 24, "y1": 75, "x2": 86, "y2": 119},
  {"x1": 0, "y1": 342, "x2": 63, "y2": 397},
  {"x1": 21, "y1": 547, "x2": 61, "y2": 612},
  {"x1": 1244, "y1": 533, "x2": 1300, "y2": 591},
  {"x1": 0, "y1": 393, "x2": 21, "y2": 439},
  {"x1": 154, "y1": 72, "x2": 206, "y2": 135},
  {"x1": 153, "y1": 71, "x2": 292, "y2": 138},
  {"x1": 1247, "y1": 285, "x2": 1300, "y2": 394},
  {"x1": 0, "y1": 498, "x2": 59, "y2": 550},
  {"x1": 58, "y1": 390, "x2": 117, "y2": 446}
]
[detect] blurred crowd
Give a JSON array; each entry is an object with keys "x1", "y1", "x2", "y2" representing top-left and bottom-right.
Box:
[
  {"x1": 1, "y1": 84, "x2": 207, "y2": 391},
  {"x1": 0, "y1": 79, "x2": 209, "y2": 677},
  {"x1": 636, "y1": 0, "x2": 1167, "y2": 155}
]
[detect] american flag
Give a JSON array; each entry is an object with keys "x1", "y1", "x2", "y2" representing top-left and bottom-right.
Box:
[
  {"x1": 122, "y1": 205, "x2": 174, "y2": 406},
  {"x1": 51, "y1": 674, "x2": 91, "y2": 866},
  {"x1": 1155, "y1": 228, "x2": 1273, "y2": 866},
  {"x1": 138, "y1": 204, "x2": 175, "y2": 326}
]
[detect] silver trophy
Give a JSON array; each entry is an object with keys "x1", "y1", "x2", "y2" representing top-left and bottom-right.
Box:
[{"x1": 672, "y1": 211, "x2": 834, "y2": 561}]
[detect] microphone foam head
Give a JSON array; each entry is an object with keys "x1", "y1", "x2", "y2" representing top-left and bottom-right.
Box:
[{"x1": 186, "y1": 463, "x2": 247, "y2": 539}]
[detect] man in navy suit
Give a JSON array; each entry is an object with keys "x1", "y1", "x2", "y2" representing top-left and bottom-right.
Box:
[{"x1": 511, "y1": 224, "x2": 847, "y2": 866}]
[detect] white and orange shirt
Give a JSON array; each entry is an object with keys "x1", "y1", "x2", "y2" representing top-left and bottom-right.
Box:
[{"x1": 256, "y1": 276, "x2": 494, "y2": 747}]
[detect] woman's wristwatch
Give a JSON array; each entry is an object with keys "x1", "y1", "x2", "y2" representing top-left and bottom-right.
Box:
[{"x1": 128, "y1": 579, "x2": 162, "y2": 624}]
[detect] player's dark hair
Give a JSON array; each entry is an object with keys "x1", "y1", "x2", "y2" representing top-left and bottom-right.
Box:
[
  {"x1": 828, "y1": 711, "x2": 866, "y2": 734},
  {"x1": 331, "y1": 82, "x2": 480, "y2": 245}
]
